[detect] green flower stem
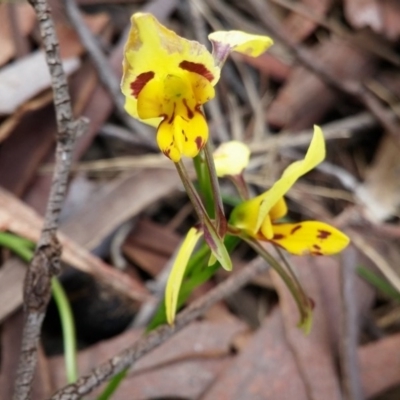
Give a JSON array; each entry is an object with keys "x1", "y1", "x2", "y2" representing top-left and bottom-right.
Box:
[
  {"x1": 245, "y1": 238, "x2": 312, "y2": 333},
  {"x1": 275, "y1": 246, "x2": 310, "y2": 308},
  {"x1": 193, "y1": 155, "x2": 214, "y2": 217},
  {"x1": 0, "y1": 231, "x2": 78, "y2": 383},
  {"x1": 175, "y1": 160, "x2": 208, "y2": 223},
  {"x1": 203, "y1": 141, "x2": 227, "y2": 237}
]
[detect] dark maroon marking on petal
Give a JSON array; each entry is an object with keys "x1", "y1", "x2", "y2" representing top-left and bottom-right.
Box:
[
  {"x1": 163, "y1": 148, "x2": 171, "y2": 158},
  {"x1": 168, "y1": 103, "x2": 176, "y2": 124},
  {"x1": 290, "y1": 225, "x2": 302, "y2": 235},
  {"x1": 182, "y1": 99, "x2": 194, "y2": 119},
  {"x1": 272, "y1": 233, "x2": 285, "y2": 240},
  {"x1": 179, "y1": 60, "x2": 214, "y2": 82},
  {"x1": 317, "y1": 230, "x2": 331, "y2": 240},
  {"x1": 130, "y1": 71, "x2": 155, "y2": 98},
  {"x1": 195, "y1": 136, "x2": 204, "y2": 150},
  {"x1": 182, "y1": 129, "x2": 188, "y2": 142},
  {"x1": 313, "y1": 244, "x2": 321, "y2": 251},
  {"x1": 311, "y1": 251, "x2": 324, "y2": 256}
]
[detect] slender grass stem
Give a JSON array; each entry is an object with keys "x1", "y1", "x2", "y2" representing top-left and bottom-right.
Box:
[{"x1": 0, "y1": 231, "x2": 78, "y2": 383}]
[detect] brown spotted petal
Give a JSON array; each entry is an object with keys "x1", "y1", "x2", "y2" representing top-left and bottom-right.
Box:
[{"x1": 267, "y1": 221, "x2": 350, "y2": 256}]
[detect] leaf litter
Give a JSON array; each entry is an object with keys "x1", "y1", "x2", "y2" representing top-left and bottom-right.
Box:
[{"x1": 1, "y1": 0, "x2": 400, "y2": 399}]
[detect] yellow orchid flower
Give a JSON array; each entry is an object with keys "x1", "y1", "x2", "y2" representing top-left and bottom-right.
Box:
[
  {"x1": 213, "y1": 141, "x2": 251, "y2": 177},
  {"x1": 121, "y1": 13, "x2": 273, "y2": 162},
  {"x1": 230, "y1": 126, "x2": 350, "y2": 255}
]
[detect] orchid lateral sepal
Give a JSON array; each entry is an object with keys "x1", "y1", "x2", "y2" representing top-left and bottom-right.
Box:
[
  {"x1": 175, "y1": 161, "x2": 232, "y2": 272},
  {"x1": 165, "y1": 226, "x2": 203, "y2": 325},
  {"x1": 244, "y1": 237, "x2": 313, "y2": 334}
]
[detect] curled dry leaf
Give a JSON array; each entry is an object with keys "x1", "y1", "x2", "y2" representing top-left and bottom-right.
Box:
[{"x1": 0, "y1": 187, "x2": 150, "y2": 303}]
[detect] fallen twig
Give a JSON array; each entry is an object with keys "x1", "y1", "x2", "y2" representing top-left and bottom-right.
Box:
[
  {"x1": 50, "y1": 257, "x2": 270, "y2": 399},
  {"x1": 12, "y1": 0, "x2": 88, "y2": 398}
]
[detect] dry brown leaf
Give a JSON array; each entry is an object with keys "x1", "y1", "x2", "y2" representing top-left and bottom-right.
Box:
[
  {"x1": 380, "y1": 0, "x2": 400, "y2": 41},
  {"x1": 239, "y1": 52, "x2": 291, "y2": 82},
  {"x1": 266, "y1": 38, "x2": 376, "y2": 129},
  {"x1": 0, "y1": 311, "x2": 53, "y2": 399},
  {"x1": 49, "y1": 319, "x2": 246, "y2": 398},
  {"x1": 123, "y1": 218, "x2": 181, "y2": 276},
  {"x1": 271, "y1": 248, "x2": 375, "y2": 399},
  {"x1": 283, "y1": 0, "x2": 334, "y2": 42},
  {"x1": 56, "y1": 12, "x2": 110, "y2": 59},
  {"x1": 0, "y1": 258, "x2": 25, "y2": 323},
  {"x1": 344, "y1": 0, "x2": 383, "y2": 32},
  {"x1": 203, "y1": 308, "x2": 309, "y2": 400},
  {"x1": 344, "y1": 0, "x2": 400, "y2": 41},
  {"x1": 60, "y1": 170, "x2": 181, "y2": 251},
  {"x1": 271, "y1": 258, "x2": 343, "y2": 399},
  {"x1": 0, "y1": 51, "x2": 80, "y2": 116},
  {"x1": 0, "y1": 3, "x2": 36, "y2": 67},
  {"x1": 0, "y1": 187, "x2": 150, "y2": 303},
  {"x1": 359, "y1": 332, "x2": 400, "y2": 397},
  {"x1": 360, "y1": 135, "x2": 400, "y2": 221},
  {"x1": 0, "y1": 61, "x2": 99, "y2": 199}
]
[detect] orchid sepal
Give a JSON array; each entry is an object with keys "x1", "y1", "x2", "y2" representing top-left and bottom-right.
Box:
[{"x1": 165, "y1": 227, "x2": 203, "y2": 325}]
